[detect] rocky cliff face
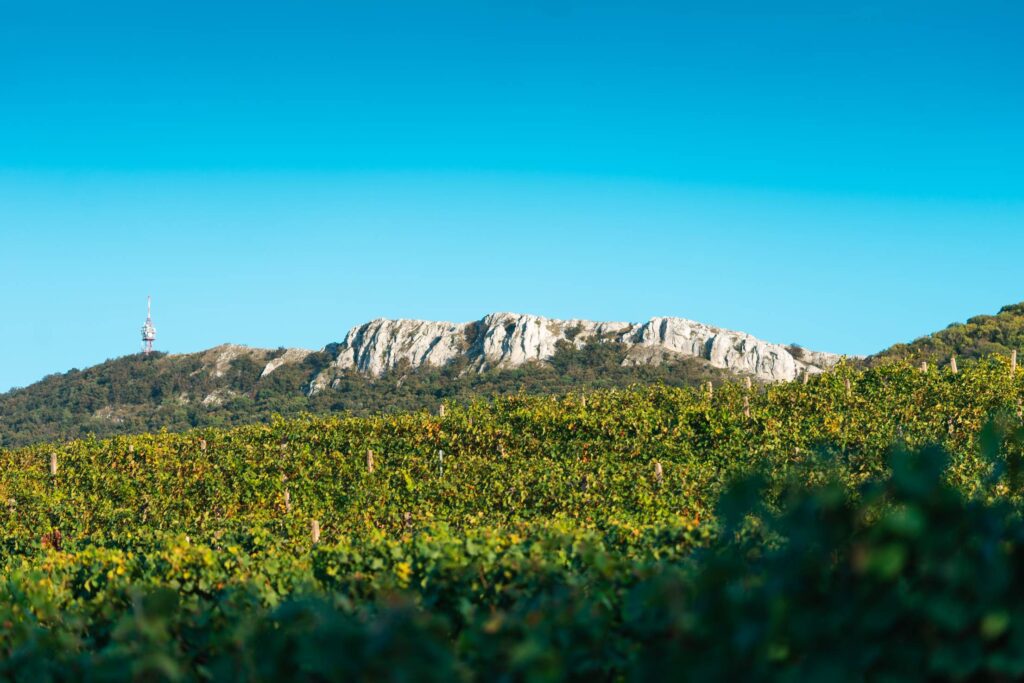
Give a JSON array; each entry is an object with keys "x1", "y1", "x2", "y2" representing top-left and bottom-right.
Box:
[
  {"x1": 0, "y1": 311, "x2": 850, "y2": 448},
  {"x1": 308, "y1": 312, "x2": 844, "y2": 391}
]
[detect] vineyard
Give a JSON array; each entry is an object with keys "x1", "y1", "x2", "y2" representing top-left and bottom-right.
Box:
[{"x1": 4, "y1": 357, "x2": 1024, "y2": 679}]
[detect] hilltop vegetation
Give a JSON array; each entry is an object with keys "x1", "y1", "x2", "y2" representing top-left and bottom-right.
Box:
[
  {"x1": 0, "y1": 341, "x2": 727, "y2": 449},
  {"x1": 4, "y1": 358, "x2": 1024, "y2": 678},
  {"x1": 10, "y1": 301, "x2": 1024, "y2": 450},
  {"x1": 872, "y1": 302, "x2": 1024, "y2": 365}
]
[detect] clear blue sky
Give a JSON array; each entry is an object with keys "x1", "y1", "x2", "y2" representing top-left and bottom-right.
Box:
[{"x1": 1, "y1": 1, "x2": 1022, "y2": 391}]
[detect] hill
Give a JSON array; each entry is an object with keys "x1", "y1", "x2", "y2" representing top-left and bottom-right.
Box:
[
  {"x1": 0, "y1": 311, "x2": 840, "y2": 448},
  {"x1": 0, "y1": 340, "x2": 733, "y2": 448},
  {"x1": 872, "y1": 302, "x2": 1024, "y2": 365}
]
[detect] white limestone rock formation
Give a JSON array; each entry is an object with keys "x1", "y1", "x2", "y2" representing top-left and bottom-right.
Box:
[
  {"x1": 332, "y1": 319, "x2": 469, "y2": 376},
  {"x1": 309, "y1": 312, "x2": 845, "y2": 392},
  {"x1": 194, "y1": 344, "x2": 313, "y2": 380},
  {"x1": 261, "y1": 348, "x2": 314, "y2": 377},
  {"x1": 197, "y1": 345, "x2": 267, "y2": 379},
  {"x1": 623, "y1": 317, "x2": 815, "y2": 381}
]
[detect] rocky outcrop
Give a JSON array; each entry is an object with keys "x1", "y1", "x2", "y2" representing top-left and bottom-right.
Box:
[
  {"x1": 197, "y1": 344, "x2": 268, "y2": 379},
  {"x1": 261, "y1": 348, "x2": 314, "y2": 377},
  {"x1": 333, "y1": 319, "x2": 470, "y2": 376},
  {"x1": 309, "y1": 312, "x2": 845, "y2": 391},
  {"x1": 195, "y1": 344, "x2": 313, "y2": 380},
  {"x1": 623, "y1": 317, "x2": 817, "y2": 382}
]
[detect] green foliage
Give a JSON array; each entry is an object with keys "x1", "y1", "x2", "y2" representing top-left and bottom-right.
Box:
[
  {"x1": 873, "y1": 301, "x2": 1024, "y2": 365},
  {"x1": 2, "y1": 357, "x2": 1024, "y2": 678},
  {"x1": 0, "y1": 342, "x2": 728, "y2": 449},
  {"x1": 2, "y1": 357, "x2": 1019, "y2": 546},
  {"x1": 619, "y1": 445, "x2": 1024, "y2": 680}
]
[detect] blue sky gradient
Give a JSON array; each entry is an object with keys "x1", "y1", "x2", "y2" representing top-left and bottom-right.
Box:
[{"x1": 1, "y1": 1, "x2": 1022, "y2": 391}]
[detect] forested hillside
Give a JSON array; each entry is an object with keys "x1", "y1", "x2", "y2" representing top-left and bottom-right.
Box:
[
  {"x1": 0, "y1": 342, "x2": 727, "y2": 448},
  {"x1": 872, "y1": 302, "x2": 1024, "y2": 365}
]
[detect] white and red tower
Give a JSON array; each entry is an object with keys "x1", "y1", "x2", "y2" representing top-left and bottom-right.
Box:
[{"x1": 141, "y1": 296, "x2": 157, "y2": 355}]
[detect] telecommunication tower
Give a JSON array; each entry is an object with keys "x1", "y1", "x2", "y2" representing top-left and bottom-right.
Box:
[{"x1": 141, "y1": 296, "x2": 157, "y2": 355}]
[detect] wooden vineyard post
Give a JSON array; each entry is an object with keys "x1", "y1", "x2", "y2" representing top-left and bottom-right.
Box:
[
  {"x1": 437, "y1": 450, "x2": 445, "y2": 476},
  {"x1": 438, "y1": 404, "x2": 446, "y2": 418},
  {"x1": 653, "y1": 461, "x2": 664, "y2": 486},
  {"x1": 310, "y1": 519, "x2": 321, "y2": 545},
  {"x1": 49, "y1": 452, "x2": 58, "y2": 477},
  {"x1": 845, "y1": 377, "x2": 852, "y2": 399},
  {"x1": 950, "y1": 355, "x2": 958, "y2": 375},
  {"x1": 706, "y1": 381, "x2": 713, "y2": 399},
  {"x1": 1013, "y1": 350, "x2": 1018, "y2": 376},
  {"x1": 281, "y1": 474, "x2": 291, "y2": 513},
  {"x1": 919, "y1": 361, "x2": 928, "y2": 373},
  {"x1": 367, "y1": 449, "x2": 375, "y2": 473},
  {"x1": 743, "y1": 394, "x2": 751, "y2": 419},
  {"x1": 199, "y1": 438, "x2": 207, "y2": 452},
  {"x1": 802, "y1": 371, "x2": 810, "y2": 385}
]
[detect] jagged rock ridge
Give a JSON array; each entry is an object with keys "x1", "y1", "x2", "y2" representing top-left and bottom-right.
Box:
[
  {"x1": 0, "y1": 311, "x2": 849, "y2": 448},
  {"x1": 308, "y1": 312, "x2": 844, "y2": 392}
]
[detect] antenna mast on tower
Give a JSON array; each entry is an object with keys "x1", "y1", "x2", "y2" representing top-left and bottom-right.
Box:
[{"x1": 141, "y1": 296, "x2": 157, "y2": 355}]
